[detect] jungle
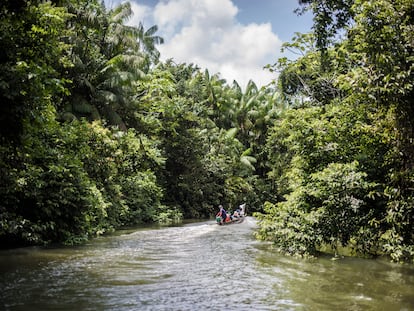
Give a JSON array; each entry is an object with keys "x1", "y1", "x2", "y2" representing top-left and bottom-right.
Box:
[{"x1": 0, "y1": 0, "x2": 413, "y2": 263}]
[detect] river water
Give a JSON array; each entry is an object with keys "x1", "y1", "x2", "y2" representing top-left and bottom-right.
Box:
[{"x1": 1, "y1": 217, "x2": 414, "y2": 310}]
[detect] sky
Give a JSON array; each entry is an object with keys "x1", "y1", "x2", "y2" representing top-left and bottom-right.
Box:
[{"x1": 104, "y1": 0, "x2": 314, "y2": 89}]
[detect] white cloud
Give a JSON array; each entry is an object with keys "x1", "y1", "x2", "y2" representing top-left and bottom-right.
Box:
[
  {"x1": 129, "y1": 0, "x2": 282, "y2": 88},
  {"x1": 126, "y1": 2, "x2": 153, "y2": 28}
]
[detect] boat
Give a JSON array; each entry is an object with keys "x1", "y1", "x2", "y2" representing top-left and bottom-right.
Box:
[{"x1": 216, "y1": 203, "x2": 246, "y2": 225}]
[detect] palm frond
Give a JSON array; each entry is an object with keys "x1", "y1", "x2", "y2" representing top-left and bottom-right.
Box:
[
  {"x1": 240, "y1": 155, "x2": 256, "y2": 171},
  {"x1": 225, "y1": 127, "x2": 238, "y2": 139},
  {"x1": 110, "y1": 2, "x2": 132, "y2": 24}
]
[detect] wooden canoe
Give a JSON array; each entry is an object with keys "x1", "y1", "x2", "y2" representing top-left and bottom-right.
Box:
[{"x1": 216, "y1": 203, "x2": 246, "y2": 225}]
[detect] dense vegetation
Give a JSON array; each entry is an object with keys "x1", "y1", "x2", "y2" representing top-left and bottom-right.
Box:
[
  {"x1": 0, "y1": 0, "x2": 276, "y2": 247},
  {"x1": 256, "y1": 0, "x2": 414, "y2": 263},
  {"x1": 0, "y1": 0, "x2": 413, "y2": 263}
]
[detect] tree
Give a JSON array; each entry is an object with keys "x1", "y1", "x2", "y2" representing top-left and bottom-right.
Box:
[
  {"x1": 297, "y1": 0, "x2": 355, "y2": 68},
  {"x1": 269, "y1": 32, "x2": 345, "y2": 106},
  {"x1": 59, "y1": 1, "x2": 163, "y2": 129},
  {"x1": 0, "y1": 0, "x2": 172, "y2": 247},
  {"x1": 258, "y1": 0, "x2": 414, "y2": 262},
  {"x1": 342, "y1": 0, "x2": 414, "y2": 262},
  {"x1": 136, "y1": 22, "x2": 164, "y2": 72},
  {"x1": 0, "y1": 0, "x2": 70, "y2": 141}
]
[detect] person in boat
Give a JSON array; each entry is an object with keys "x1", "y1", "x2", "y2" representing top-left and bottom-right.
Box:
[
  {"x1": 216, "y1": 204, "x2": 227, "y2": 224},
  {"x1": 239, "y1": 203, "x2": 246, "y2": 216},
  {"x1": 233, "y1": 206, "x2": 241, "y2": 218}
]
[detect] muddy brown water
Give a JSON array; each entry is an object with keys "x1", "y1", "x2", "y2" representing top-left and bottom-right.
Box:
[{"x1": 1, "y1": 217, "x2": 414, "y2": 310}]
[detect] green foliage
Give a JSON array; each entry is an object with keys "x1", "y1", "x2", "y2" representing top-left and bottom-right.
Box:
[
  {"x1": 118, "y1": 171, "x2": 161, "y2": 223},
  {"x1": 271, "y1": 32, "x2": 347, "y2": 106},
  {"x1": 59, "y1": 0, "x2": 164, "y2": 129},
  {"x1": 259, "y1": 0, "x2": 414, "y2": 263},
  {"x1": 1, "y1": 108, "x2": 110, "y2": 245},
  {"x1": 255, "y1": 201, "x2": 320, "y2": 257},
  {"x1": 259, "y1": 105, "x2": 381, "y2": 257},
  {"x1": 297, "y1": 0, "x2": 355, "y2": 68},
  {"x1": 1, "y1": 0, "x2": 413, "y2": 265},
  {"x1": 153, "y1": 207, "x2": 183, "y2": 225},
  {"x1": 133, "y1": 63, "x2": 265, "y2": 217},
  {"x1": 0, "y1": 114, "x2": 170, "y2": 246},
  {"x1": 261, "y1": 97, "x2": 413, "y2": 261},
  {"x1": 0, "y1": 1, "x2": 70, "y2": 140},
  {"x1": 307, "y1": 162, "x2": 376, "y2": 248}
]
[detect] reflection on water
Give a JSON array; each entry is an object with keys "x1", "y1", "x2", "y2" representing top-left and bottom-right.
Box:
[
  {"x1": 1, "y1": 217, "x2": 414, "y2": 311},
  {"x1": 256, "y1": 248, "x2": 414, "y2": 311}
]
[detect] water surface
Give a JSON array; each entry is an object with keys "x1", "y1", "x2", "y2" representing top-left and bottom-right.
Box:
[{"x1": 1, "y1": 218, "x2": 413, "y2": 310}]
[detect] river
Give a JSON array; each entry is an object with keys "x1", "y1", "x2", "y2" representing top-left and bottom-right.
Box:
[{"x1": 1, "y1": 217, "x2": 414, "y2": 310}]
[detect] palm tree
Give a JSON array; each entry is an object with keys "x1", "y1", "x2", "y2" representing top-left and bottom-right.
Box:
[
  {"x1": 136, "y1": 22, "x2": 164, "y2": 71},
  {"x1": 60, "y1": 1, "x2": 163, "y2": 129},
  {"x1": 92, "y1": 2, "x2": 144, "y2": 129}
]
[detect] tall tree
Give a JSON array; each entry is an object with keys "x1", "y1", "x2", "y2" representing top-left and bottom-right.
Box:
[
  {"x1": 60, "y1": 1, "x2": 163, "y2": 129},
  {"x1": 257, "y1": 0, "x2": 414, "y2": 262},
  {"x1": 0, "y1": 0, "x2": 69, "y2": 140},
  {"x1": 297, "y1": 0, "x2": 355, "y2": 68},
  {"x1": 341, "y1": 0, "x2": 414, "y2": 262},
  {"x1": 137, "y1": 22, "x2": 164, "y2": 72}
]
